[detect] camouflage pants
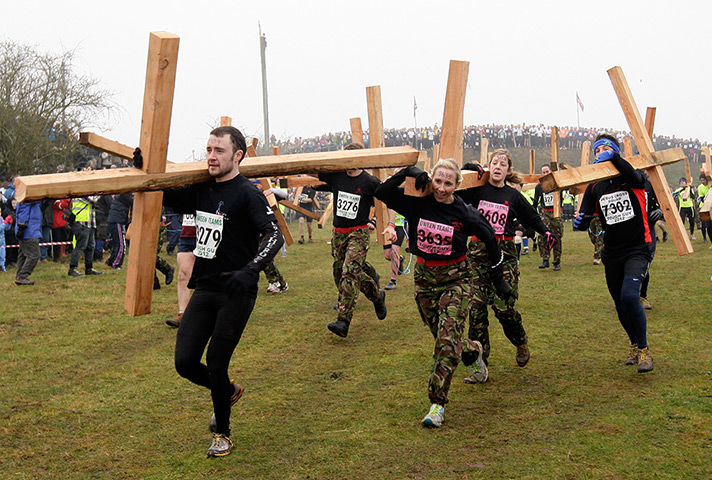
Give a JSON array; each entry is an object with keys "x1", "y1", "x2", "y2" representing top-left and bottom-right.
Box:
[
  {"x1": 588, "y1": 216, "x2": 604, "y2": 260},
  {"x1": 331, "y1": 228, "x2": 380, "y2": 323},
  {"x1": 467, "y1": 240, "x2": 526, "y2": 365},
  {"x1": 414, "y1": 260, "x2": 479, "y2": 406},
  {"x1": 155, "y1": 223, "x2": 171, "y2": 275},
  {"x1": 538, "y1": 210, "x2": 563, "y2": 263},
  {"x1": 263, "y1": 261, "x2": 285, "y2": 286}
]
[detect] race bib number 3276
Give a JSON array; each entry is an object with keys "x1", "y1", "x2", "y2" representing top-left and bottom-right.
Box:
[
  {"x1": 193, "y1": 211, "x2": 224, "y2": 259},
  {"x1": 336, "y1": 191, "x2": 361, "y2": 219}
]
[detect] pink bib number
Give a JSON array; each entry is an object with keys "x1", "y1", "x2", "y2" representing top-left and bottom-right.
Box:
[
  {"x1": 416, "y1": 219, "x2": 454, "y2": 256},
  {"x1": 478, "y1": 200, "x2": 509, "y2": 235}
]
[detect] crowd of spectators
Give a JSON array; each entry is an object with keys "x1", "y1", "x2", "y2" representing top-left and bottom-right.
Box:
[{"x1": 274, "y1": 124, "x2": 710, "y2": 163}]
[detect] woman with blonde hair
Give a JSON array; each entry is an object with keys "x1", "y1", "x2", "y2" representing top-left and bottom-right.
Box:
[
  {"x1": 457, "y1": 149, "x2": 555, "y2": 383},
  {"x1": 375, "y1": 159, "x2": 511, "y2": 428}
]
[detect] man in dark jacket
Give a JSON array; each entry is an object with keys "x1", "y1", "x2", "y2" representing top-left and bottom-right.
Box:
[{"x1": 15, "y1": 200, "x2": 42, "y2": 285}]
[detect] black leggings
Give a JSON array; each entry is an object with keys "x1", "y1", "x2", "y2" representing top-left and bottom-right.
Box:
[{"x1": 175, "y1": 288, "x2": 255, "y2": 436}]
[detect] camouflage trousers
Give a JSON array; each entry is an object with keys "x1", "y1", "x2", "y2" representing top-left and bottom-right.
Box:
[
  {"x1": 155, "y1": 223, "x2": 171, "y2": 276},
  {"x1": 331, "y1": 228, "x2": 380, "y2": 323},
  {"x1": 538, "y1": 210, "x2": 563, "y2": 263},
  {"x1": 588, "y1": 216, "x2": 604, "y2": 260},
  {"x1": 467, "y1": 240, "x2": 526, "y2": 365},
  {"x1": 414, "y1": 260, "x2": 479, "y2": 406},
  {"x1": 263, "y1": 261, "x2": 285, "y2": 286}
]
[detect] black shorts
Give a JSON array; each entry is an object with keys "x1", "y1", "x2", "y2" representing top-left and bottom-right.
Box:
[
  {"x1": 297, "y1": 203, "x2": 314, "y2": 222},
  {"x1": 178, "y1": 236, "x2": 197, "y2": 254},
  {"x1": 383, "y1": 225, "x2": 406, "y2": 249}
]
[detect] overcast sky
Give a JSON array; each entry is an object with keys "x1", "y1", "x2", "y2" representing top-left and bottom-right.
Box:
[{"x1": 2, "y1": 0, "x2": 710, "y2": 162}]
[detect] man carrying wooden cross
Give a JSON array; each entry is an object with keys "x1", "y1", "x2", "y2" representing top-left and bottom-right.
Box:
[
  {"x1": 135, "y1": 125, "x2": 285, "y2": 457},
  {"x1": 573, "y1": 134, "x2": 654, "y2": 373},
  {"x1": 317, "y1": 142, "x2": 388, "y2": 338}
]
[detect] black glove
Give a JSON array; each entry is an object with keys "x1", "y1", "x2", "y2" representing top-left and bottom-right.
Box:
[
  {"x1": 490, "y1": 262, "x2": 513, "y2": 301},
  {"x1": 133, "y1": 147, "x2": 143, "y2": 169},
  {"x1": 404, "y1": 166, "x2": 430, "y2": 192},
  {"x1": 462, "y1": 162, "x2": 485, "y2": 179},
  {"x1": 221, "y1": 264, "x2": 260, "y2": 297},
  {"x1": 16, "y1": 222, "x2": 28, "y2": 239}
]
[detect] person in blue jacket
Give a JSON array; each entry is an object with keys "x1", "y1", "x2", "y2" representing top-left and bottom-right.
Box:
[{"x1": 14, "y1": 200, "x2": 42, "y2": 285}]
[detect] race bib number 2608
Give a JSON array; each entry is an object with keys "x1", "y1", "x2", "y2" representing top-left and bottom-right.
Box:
[{"x1": 193, "y1": 211, "x2": 224, "y2": 259}]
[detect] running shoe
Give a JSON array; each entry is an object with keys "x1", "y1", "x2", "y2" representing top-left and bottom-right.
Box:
[
  {"x1": 206, "y1": 433, "x2": 233, "y2": 457},
  {"x1": 385, "y1": 279, "x2": 397, "y2": 290},
  {"x1": 516, "y1": 340, "x2": 530, "y2": 367},
  {"x1": 421, "y1": 404, "x2": 445, "y2": 428},
  {"x1": 625, "y1": 343, "x2": 639, "y2": 366},
  {"x1": 637, "y1": 347, "x2": 654, "y2": 373}
]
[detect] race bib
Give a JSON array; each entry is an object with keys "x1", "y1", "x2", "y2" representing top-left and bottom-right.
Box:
[
  {"x1": 336, "y1": 191, "x2": 360, "y2": 219},
  {"x1": 193, "y1": 210, "x2": 224, "y2": 259},
  {"x1": 478, "y1": 200, "x2": 509, "y2": 235},
  {"x1": 182, "y1": 214, "x2": 195, "y2": 227},
  {"x1": 599, "y1": 191, "x2": 635, "y2": 225},
  {"x1": 416, "y1": 219, "x2": 453, "y2": 256},
  {"x1": 542, "y1": 192, "x2": 554, "y2": 207}
]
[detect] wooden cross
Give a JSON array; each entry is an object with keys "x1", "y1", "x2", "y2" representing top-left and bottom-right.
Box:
[
  {"x1": 538, "y1": 69, "x2": 692, "y2": 255},
  {"x1": 366, "y1": 86, "x2": 391, "y2": 245},
  {"x1": 14, "y1": 32, "x2": 423, "y2": 316}
]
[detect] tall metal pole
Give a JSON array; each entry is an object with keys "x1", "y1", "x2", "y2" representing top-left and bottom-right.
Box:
[{"x1": 259, "y1": 24, "x2": 270, "y2": 155}]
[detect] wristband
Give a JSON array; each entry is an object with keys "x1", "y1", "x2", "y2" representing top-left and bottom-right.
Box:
[{"x1": 387, "y1": 222, "x2": 396, "y2": 228}]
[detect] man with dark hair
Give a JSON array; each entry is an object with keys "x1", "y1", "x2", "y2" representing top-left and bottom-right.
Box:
[
  {"x1": 141, "y1": 125, "x2": 284, "y2": 458},
  {"x1": 574, "y1": 133, "x2": 654, "y2": 373}
]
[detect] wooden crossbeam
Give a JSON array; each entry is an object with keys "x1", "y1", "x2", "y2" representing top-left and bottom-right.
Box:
[
  {"x1": 283, "y1": 175, "x2": 323, "y2": 188},
  {"x1": 540, "y1": 148, "x2": 686, "y2": 192},
  {"x1": 279, "y1": 200, "x2": 320, "y2": 220},
  {"x1": 480, "y1": 137, "x2": 489, "y2": 165},
  {"x1": 608, "y1": 66, "x2": 692, "y2": 255},
  {"x1": 15, "y1": 146, "x2": 422, "y2": 202},
  {"x1": 79, "y1": 132, "x2": 135, "y2": 160}
]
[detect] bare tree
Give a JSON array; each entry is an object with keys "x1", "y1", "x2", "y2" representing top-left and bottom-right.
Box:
[{"x1": 0, "y1": 40, "x2": 115, "y2": 178}]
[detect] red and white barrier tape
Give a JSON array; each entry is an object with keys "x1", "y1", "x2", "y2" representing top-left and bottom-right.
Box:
[{"x1": 1, "y1": 241, "x2": 73, "y2": 249}]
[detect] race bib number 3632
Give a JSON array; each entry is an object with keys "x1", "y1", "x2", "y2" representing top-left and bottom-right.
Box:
[
  {"x1": 599, "y1": 191, "x2": 635, "y2": 225},
  {"x1": 193, "y1": 211, "x2": 224, "y2": 259},
  {"x1": 416, "y1": 219, "x2": 454, "y2": 256},
  {"x1": 336, "y1": 191, "x2": 361, "y2": 219}
]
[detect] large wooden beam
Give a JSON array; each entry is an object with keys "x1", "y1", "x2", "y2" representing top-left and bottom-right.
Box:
[
  {"x1": 16, "y1": 146, "x2": 423, "y2": 202},
  {"x1": 366, "y1": 86, "x2": 390, "y2": 246},
  {"x1": 608, "y1": 66, "x2": 692, "y2": 255},
  {"x1": 125, "y1": 31, "x2": 180, "y2": 316},
  {"x1": 539, "y1": 147, "x2": 686, "y2": 192},
  {"x1": 79, "y1": 132, "x2": 135, "y2": 160},
  {"x1": 440, "y1": 60, "x2": 469, "y2": 165}
]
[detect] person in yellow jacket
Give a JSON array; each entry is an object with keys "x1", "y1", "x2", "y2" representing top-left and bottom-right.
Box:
[
  {"x1": 67, "y1": 196, "x2": 103, "y2": 277},
  {"x1": 697, "y1": 173, "x2": 711, "y2": 243},
  {"x1": 673, "y1": 177, "x2": 696, "y2": 240}
]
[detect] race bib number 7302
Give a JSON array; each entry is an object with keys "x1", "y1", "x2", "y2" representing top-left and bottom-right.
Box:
[
  {"x1": 193, "y1": 210, "x2": 224, "y2": 259},
  {"x1": 599, "y1": 191, "x2": 635, "y2": 225}
]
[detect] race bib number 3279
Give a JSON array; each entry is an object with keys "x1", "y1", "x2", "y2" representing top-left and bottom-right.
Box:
[{"x1": 193, "y1": 211, "x2": 224, "y2": 259}]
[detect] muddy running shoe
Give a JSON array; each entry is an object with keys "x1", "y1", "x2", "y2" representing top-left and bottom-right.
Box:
[
  {"x1": 385, "y1": 279, "x2": 397, "y2": 290},
  {"x1": 266, "y1": 282, "x2": 280, "y2": 293},
  {"x1": 206, "y1": 433, "x2": 233, "y2": 458},
  {"x1": 209, "y1": 382, "x2": 244, "y2": 433},
  {"x1": 516, "y1": 340, "x2": 530, "y2": 367},
  {"x1": 553, "y1": 263, "x2": 561, "y2": 271},
  {"x1": 464, "y1": 344, "x2": 489, "y2": 384},
  {"x1": 637, "y1": 347, "x2": 654, "y2": 373},
  {"x1": 278, "y1": 283, "x2": 289, "y2": 293},
  {"x1": 625, "y1": 343, "x2": 639, "y2": 366},
  {"x1": 421, "y1": 403, "x2": 445, "y2": 428},
  {"x1": 593, "y1": 258, "x2": 602, "y2": 265},
  {"x1": 640, "y1": 297, "x2": 652, "y2": 310},
  {"x1": 538, "y1": 260, "x2": 549, "y2": 269}
]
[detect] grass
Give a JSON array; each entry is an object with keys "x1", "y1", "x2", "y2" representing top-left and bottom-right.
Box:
[{"x1": 2, "y1": 215, "x2": 712, "y2": 479}]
